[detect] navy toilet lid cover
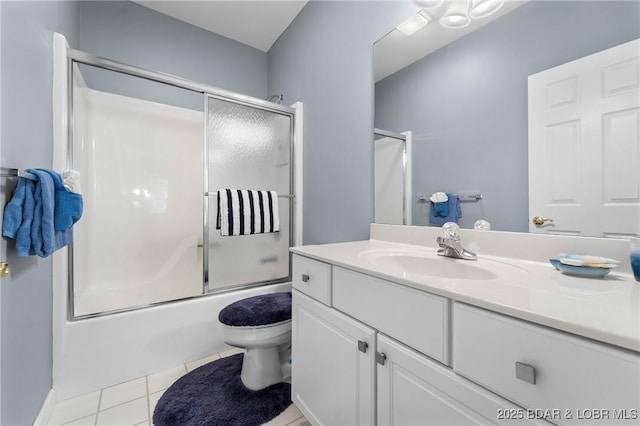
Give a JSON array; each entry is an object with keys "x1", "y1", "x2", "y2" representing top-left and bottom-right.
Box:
[{"x1": 219, "y1": 292, "x2": 292, "y2": 327}]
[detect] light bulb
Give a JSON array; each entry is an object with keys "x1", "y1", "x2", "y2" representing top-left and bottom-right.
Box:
[
  {"x1": 396, "y1": 10, "x2": 432, "y2": 36},
  {"x1": 440, "y1": 0, "x2": 471, "y2": 29},
  {"x1": 469, "y1": 0, "x2": 504, "y2": 19}
]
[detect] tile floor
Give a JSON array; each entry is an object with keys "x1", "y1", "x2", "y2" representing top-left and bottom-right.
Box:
[{"x1": 45, "y1": 348, "x2": 309, "y2": 426}]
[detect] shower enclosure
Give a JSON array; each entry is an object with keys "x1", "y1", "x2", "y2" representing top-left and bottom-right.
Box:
[
  {"x1": 68, "y1": 50, "x2": 296, "y2": 319},
  {"x1": 50, "y1": 33, "x2": 302, "y2": 399},
  {"x1": 373, "y1": 128, "x2": 412, "y2": 226}
]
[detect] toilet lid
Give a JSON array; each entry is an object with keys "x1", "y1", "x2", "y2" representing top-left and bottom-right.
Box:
[{"x1": 218, "y1": 292, "x2": 292, "y2": 327}]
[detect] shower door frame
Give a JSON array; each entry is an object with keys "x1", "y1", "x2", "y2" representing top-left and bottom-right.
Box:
[{"x1": 66, "y1": 48, "x2": 296, "y2": 321}]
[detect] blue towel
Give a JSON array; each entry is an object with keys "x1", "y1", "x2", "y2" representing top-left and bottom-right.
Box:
[
  {"x1": 16, "y1": 179, "x2": 36, "y2": 256},
  {"x1": 430, "y1": 193, "x2": 462, "y2": 225},
  {"x1": 433, "y1": 200, "x2": 449, "y2": 217},
  {"x1": 2, "y1": 177, "x2": 32, "y2": 239},
  {"x1": 1, "y1": 170, "x2": 73, "y2": 257},
  {"x1": 36, "y1": 168, "x2": 83, "y2": 230}
]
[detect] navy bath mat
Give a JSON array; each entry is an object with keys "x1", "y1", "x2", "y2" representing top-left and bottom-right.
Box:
[{"x1": 153, "y1": 354, "x2": 291, "y2": 426}]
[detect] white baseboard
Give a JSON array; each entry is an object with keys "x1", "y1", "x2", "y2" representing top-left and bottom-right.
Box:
[{"x1": 33, "y1": 389, "x2": 56, "y2": 426}]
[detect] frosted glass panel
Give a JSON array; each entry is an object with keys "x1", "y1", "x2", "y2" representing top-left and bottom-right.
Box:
[
  {"x1": 72, "y1": 64, "x2": 204, "y2": 317},
  {"x1": 207, "y1": 97, "x2": 291, "y2": 289}
]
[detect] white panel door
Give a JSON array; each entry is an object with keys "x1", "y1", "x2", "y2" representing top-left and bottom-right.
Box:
[
  {"x1": 528, "y1": 38, "x2": 640, "y2": 238},
  {"x1": 292, "y1": 290, "x2": 376, "y2": 426}
]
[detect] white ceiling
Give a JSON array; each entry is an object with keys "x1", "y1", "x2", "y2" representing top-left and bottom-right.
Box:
[
  {"x1": 133, "y1": 0, "x2": 309, "y2": 52},
  {"x1": 132, "y1": 0, "x2": 526, "y2": 78},
  {"x1": 375, "y1": 1, "x2": 527, "y2": 82}
]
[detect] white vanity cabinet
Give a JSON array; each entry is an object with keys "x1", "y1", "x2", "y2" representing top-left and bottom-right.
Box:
[{"x1": 292, "y1": 254, "x2": 542, "y2": 426}]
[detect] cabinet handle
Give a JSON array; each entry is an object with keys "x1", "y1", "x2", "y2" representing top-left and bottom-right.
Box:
[
  {"x1": 358, "y1": 340, "x2": 368, "y2": 353},
  {"x1": 376, "y1": 352, "x2": 387, "y2": 366},
  {"x1": 301, "y1": 274, "x2": 310, "y2": 283},
  {"x1": 515, "y1": 361, "x2": 536, "y2": 384}
]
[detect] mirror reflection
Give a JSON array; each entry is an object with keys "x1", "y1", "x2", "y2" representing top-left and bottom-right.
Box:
[
  {"x1": 374, "y1": 0, "x2": 640, "y2": 237},
  {"x1": 374, "y1": 128, "x2": 412, "y2": 225}
]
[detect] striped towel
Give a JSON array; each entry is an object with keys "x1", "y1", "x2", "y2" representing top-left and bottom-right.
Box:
[{"x1": 217, "y1": 189, "x2": 280, "y2": 236}]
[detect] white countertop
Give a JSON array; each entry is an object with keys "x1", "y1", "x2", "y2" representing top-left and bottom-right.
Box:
[{"x1": 291, "y1": 238, "x2": 640, "y2": 352}]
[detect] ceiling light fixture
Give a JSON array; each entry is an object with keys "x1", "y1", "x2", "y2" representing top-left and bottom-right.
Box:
[
  {"x1": 396, "y1": 9, "x2": 432, "y2": 36},
  {"x1": 469, "y1": 0, "x2": 504, "y2": 19},
  {"x1": 440, "y1": 0, "x2": 471, "y2": 29}
]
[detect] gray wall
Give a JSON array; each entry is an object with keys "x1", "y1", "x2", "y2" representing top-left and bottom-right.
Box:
[
  {"x1": 375, "y1": 1, "x2": 640, "y2": 232},
  {"x1": 268, "y1": 1, "x2": 418, "y2": 244},
  {"x1": 0, "y1": 1, "x2": 79, "y2": 424},
  {"x1": 78, "y1": 1, "x2": 268, "y2": 108}
]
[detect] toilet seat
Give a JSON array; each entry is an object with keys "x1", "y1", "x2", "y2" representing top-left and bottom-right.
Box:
[{"x1": 219, "y1": 292, "x2": 292, "y2": 327}]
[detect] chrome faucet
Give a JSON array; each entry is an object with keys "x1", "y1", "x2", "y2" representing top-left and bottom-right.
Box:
[{"x1": 436, "y1": 223, "x2": 477, "y2": 261}]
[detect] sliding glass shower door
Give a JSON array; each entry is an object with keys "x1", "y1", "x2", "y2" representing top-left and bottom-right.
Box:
[
  {"x1": 71, "y1": 64, "x2": 205, "y2": 318},
  {"x1": 68, "y1": 57, "x2": 295, "y2": 319},
  {"x1": 205, "y1": 95, "x2": 293, "y2": 292}
]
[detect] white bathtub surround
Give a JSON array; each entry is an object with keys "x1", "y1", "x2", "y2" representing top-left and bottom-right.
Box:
[{"x1": 292, "y1": 223, "x2": 639, "y2": 351}]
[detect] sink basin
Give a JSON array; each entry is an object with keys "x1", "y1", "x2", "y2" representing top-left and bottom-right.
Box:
[{"x1": 359, "y1": 248, "x2": 528, "y2": 281}]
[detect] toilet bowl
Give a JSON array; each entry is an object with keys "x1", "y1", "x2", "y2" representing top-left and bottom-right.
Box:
[{"x1": 218, "y1": 292, "x2": 292, "y2": 391}]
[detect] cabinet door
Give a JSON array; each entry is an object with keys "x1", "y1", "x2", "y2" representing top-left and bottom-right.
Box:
[
  {"x1": 292, "y1": 290, "x2": 376, "y2": 426},
  {"x1": 377, "y1": 334, "x2": 542, "y2": 426}
]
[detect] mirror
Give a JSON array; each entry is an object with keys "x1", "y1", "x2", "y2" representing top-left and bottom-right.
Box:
[{"x1": 374, "y1": 0, "x2": 640, "y2": 237}]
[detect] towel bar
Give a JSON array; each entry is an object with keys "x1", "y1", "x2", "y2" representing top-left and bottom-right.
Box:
[
  {"x1": 458, "y1": 193, "x2": 483, "y2": 202},
  {"x1": 418, "y1": 193, "x2": 483, "y2": 202},
  {"x1": 0, "y1": 167, "x2": 37, "y2": 181}
]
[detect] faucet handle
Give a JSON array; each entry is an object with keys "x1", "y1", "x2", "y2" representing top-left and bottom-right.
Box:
[{"x1": 442, "y1": 222, "x2": 460, "y2": 239}]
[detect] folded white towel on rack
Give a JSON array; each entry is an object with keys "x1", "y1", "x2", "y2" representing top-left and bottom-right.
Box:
[
  {"x1": 429, "y1": 192, "x2": 448, "y2": 203},
  {"x1": 217, "y1": 189, "x2": 280, "y2": 236},
  {"x1": 62, "y1": 169, "x2": 82, "y2": 194}
]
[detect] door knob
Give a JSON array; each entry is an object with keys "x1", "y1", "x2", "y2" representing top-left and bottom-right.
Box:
[
  {"x1": 0, "y1": 262, "x2": 9, "y2": 277},
  {"x1": 532, "y1": 216, "x2": 553, "y2": 226}
]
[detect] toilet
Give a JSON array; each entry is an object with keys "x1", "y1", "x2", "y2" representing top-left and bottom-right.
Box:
[{"x1": 218, "y1": 292, "x2": 292, "y2": 390}]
